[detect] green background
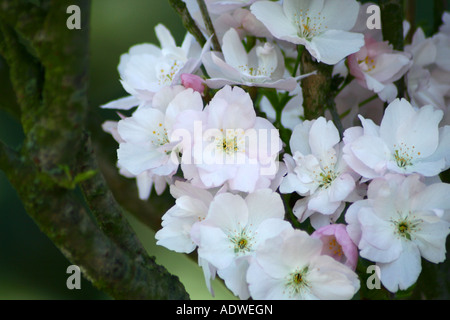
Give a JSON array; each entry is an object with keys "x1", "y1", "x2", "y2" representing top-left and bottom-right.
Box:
[{"x1": 0, "y1": 0, "x2": 448, "y2": 300}]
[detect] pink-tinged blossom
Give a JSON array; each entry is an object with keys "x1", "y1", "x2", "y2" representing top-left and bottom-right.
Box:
[
  {"x1": 311, "y1": 224, "x2": 358, "y2": 270},
  {"x1": 101, "y1": 120, "x2": 168, "y2": 200},
  {"x1": 213, "y1": 8, "x2": 272, "y2": 42},
  {"x1": 181, "y1": 73, "x2": 205, "y2": 94},
  {"x1": 155, "y1": 181, "x2": 217, "y2": 254},
  {"x1": 279, "y1": 117, "x2": 360, "y2": 228},
  {"x1": 100, "y1": 24, "x2": 205, "y2": 110},
  {"x1": 117, "y1": 88, "x2": 204, "y2": 178},
  {"x1": 180, "y1": 85, "x2": 282, "y2": 193},
  {"x1": 247, "y1": 228, "x2": 360, "y2": 300},
  {"x1": 202, "y1": 28, "x2": 304, "y2": 91},
  {"x1": 343, "y1": 98, "x2": 450, "y2": 180},
  {"x1": 192, "y1": 189, "x2": 292, "y2": 299},
  {"x1": 250, "y1": 0, "x2": 364, "y2": 65},
  {"x1": 346, "y1": 174, "x2": 450, "y2": 292},
  {"x1": 204, "y1": 0, "x2": 260, "y2": 14},
  {"x1": 440, "y1": 12, "x2": 450, "y2": 36},
  {"x1": 348, "y1": 35, "x2": 412, "y2": 103},
  {"x1": 405, "y1": 27, "x2": 450, "y2": 110}
]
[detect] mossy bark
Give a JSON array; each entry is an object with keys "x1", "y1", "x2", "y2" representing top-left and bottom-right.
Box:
[
  {"x1": 0, "y1": 0, "x2": 189, "y2": 300},
  {"x1": 300, "y1": 50, "x2": 334, "y2": 121}
]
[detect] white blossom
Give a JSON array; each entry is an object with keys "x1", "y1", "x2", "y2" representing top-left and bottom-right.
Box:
[
  {"x1": 100, "y1": 24, "x2": 204, "y2": 110},
  {"x1": 117, "y1": 88, "x2": 204, "y2": 177},
  {"x1": 203, "y1": 28, "x2": 302, "y2": 91},
  {"x1": 346, "y1": 174, "x2": 450, "y2": 292},
  {"x1": 348, "y1": 35, "x2": 412, "y2": 103},
  {"x1": 247, "y1": 227, "x2": 360, "y2": 299},
  {"x1": 181, "y1": 85, "x2": 282, "y2": 193},
  {"x1": 343, "y1": 98, "x2": 450, "y2": 179},
  {"x1": 193, "y1": 189, "x2": 292, "y2": 299},
  {"x1": 101, "y1": 120, "x2": 168, "y2": 199},
  {"x1": 250, "y1": 0, "x2": 364, "y2": 65},
  {"x1": 280, "y1": 117, "x2": 359, "y2": 228}
]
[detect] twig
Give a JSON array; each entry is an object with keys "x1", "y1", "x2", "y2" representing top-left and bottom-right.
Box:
[
  {"x1": 404, "y1": 0, "x2": 416, "y2": 44},
  {"x1": 168, "y1": 0, "x2": 207, "y2": 47},
  {"x1": 328, "y1": 98, "x2": 344, "y2": 140},
  {"x1": 196, "y1": 0, "x2": 221, "y2": 51}
]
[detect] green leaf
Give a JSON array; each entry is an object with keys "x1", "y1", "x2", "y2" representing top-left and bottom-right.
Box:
[
  {"x1": 73, "y1": 170, "x2": 98, "y2": 185},
  {"x1": 57, "y1": 164, "x2": 97, "y2": 189}
]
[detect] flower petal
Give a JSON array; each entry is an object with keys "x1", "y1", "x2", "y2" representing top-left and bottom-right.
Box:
[{"x1": 309, "y1": 30, "x2": 364, "y2": 65}]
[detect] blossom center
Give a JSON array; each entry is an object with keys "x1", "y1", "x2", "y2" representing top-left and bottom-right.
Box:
[
  {"x1": 238, "y1": 64, "x2": 273, "y2": 79},
  {"x1": 157, "y1": 59, "x2": 184, "y2": 86},
  {"x1": 292, "y1": 11, "x2": 327, "y2": 40},
  {"x1": 285, "y1": 267, "x2": 310, "y2": 297},
  {"x1": 393, "y1": 142, "x2": 420, "y2": 168},
  {"x1": 151, "y1": 123, "x2": 170, "y2": 147},
  {"x1": 229, "y1": 227, "x2": 255, "y2": 256},
  {"x1": 317, "y1": 167, "x2": 338, "y2": 189},
  {"x1": 391, "y1": 211, "x2": 423, "y2": 241},
  {"x1": 358, "y1": 56, "x2": 376, "y2": 72},
  {"x1": 327, "y1": 238, "x2": 343, "y2": 258},
  {"x1": 215, "y1": 130, "x2": 245, "y2": 155}
]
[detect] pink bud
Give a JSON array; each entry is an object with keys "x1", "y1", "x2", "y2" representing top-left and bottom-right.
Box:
[
  {"x1": 181, "y1": 73, "x2": 205, "y2": 94},
  {"x1": 311, "y1": 224, "x2": 358, "y2": 270}
]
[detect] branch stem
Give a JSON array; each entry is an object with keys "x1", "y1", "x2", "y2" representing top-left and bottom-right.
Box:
[
  {"x1": 168, "y1": 0, "x2": 207, "y2": 47},
  {"x1": 196, "y1": 0, "x2": 221, "y2": 51}
]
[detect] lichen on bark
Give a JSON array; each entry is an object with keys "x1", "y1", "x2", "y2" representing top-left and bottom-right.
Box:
[{"x1": 0, "y1": 0, "x2": 189, "y2": 300}]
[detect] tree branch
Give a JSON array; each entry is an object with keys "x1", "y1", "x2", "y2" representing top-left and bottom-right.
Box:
[
  {"x1": 0, "y1": 139, "x2": 188, "y2": 299},
  {"x1": 404, "y1": 0, "x2": 416, "y2": 44},
  {"x1": 168, "y1": 0, "x2": 207, "y2": 47},
  {"x1": 77, "y1": 134, "x2": 156, "y2": 264},
  {"x1": 0, "y1": 0, "x2": 190, "y2": 299},
  {"x1": 300, "y1": 49, "x2": 333, "y2": 121},
  {"x1": 196, "y1": 0, "x2": 221, "y2": 51},
  {"x1": 0, "y1": 21, "x2": 42, "y2": 131}
]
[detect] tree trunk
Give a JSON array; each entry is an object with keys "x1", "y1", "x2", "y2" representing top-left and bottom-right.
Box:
[{"x1": 0, "y1": 0, "x2": 189, "y2": 300}]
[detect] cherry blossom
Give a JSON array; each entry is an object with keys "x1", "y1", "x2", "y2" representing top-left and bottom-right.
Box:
[
  {"x1": 101, "y1": 120, "x2": 168, "y2": 200},
  {"x1": 100, "y1": 24, "x2": 205, "y2": 110},
  {"x1": 155, "y1": 180, "x2": 220, "y2": 253},
  {"x1": 181, "y1": 85, "x2": 282, "y2": 193},
  {"x1": 280, "y1": 117, "x2": 360, "y2": 228},
  {"x1": 202, "y1": 28, "x2": 303, "y2": 90},
  {"x1": 192, "y1": 189, "x2": 292, "y2": 299},
  {"x1": 311, "y1": 223, "x2": 358, "y2": 270},
  {"x1": 343, "y1": 98, "x2": 450, "y2": 179},
  {"x1": 117, "y1": 88, "x2": 204, "y2": 178},
  {"x1": 97, "y1": 1, "x2": 450, "y2": 300},
  {"x1": 348, "y1": 35, "x2": 412, "y2": 102},
  {"x1": 250, "y1": 0, "x2": 364, "y2": 65},
  {"x1": 346, "y1": 174, "x2": 450, "y2": 292},
  {"x1": 247, "y1": 228, "x2": 360, "y2": 299}
]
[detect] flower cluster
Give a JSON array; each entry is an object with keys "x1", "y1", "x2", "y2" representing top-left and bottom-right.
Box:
[{"x1": 101, "y1": 0, "x2": 450, "y2": 299}]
